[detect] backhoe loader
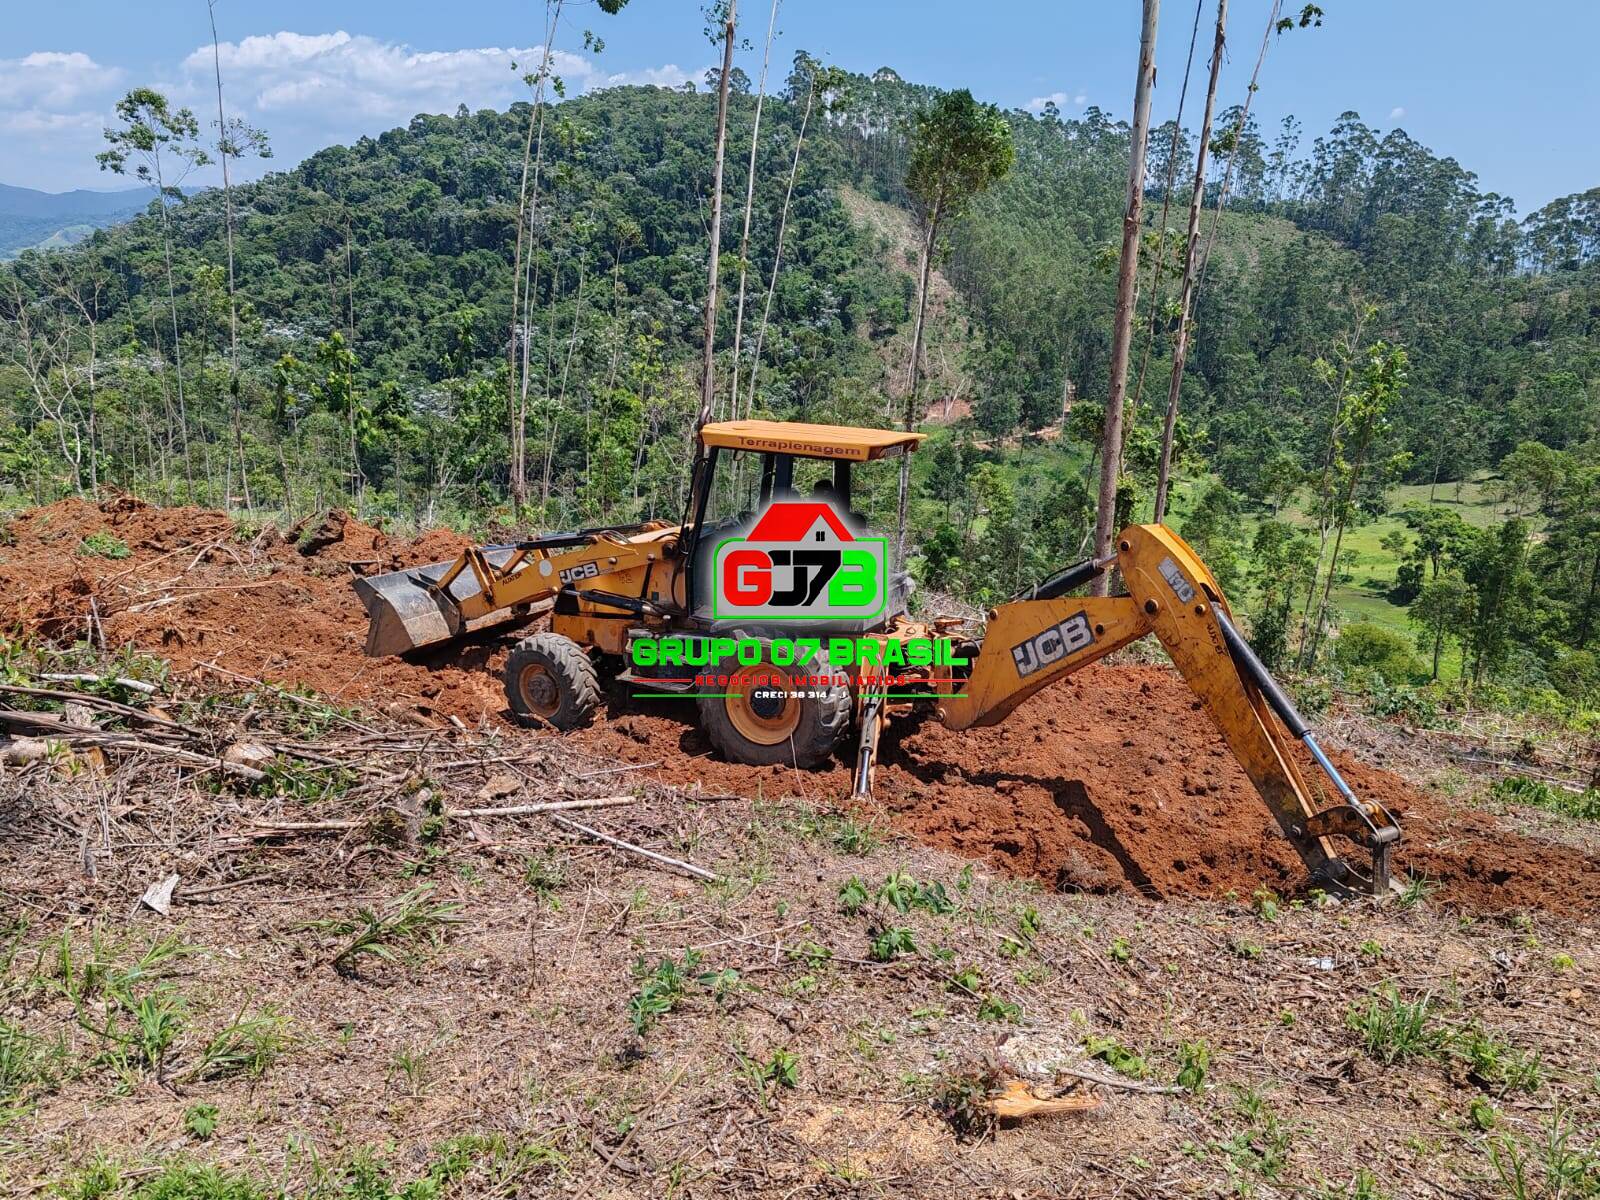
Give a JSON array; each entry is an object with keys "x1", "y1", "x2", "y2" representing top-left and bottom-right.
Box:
[{"x1": 354, "y1": 419, "x2": 1399, "y2": 896}]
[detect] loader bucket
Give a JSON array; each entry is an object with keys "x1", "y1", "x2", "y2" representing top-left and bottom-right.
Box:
[{"x1": 353, "y1": 547, "x2": 524, "y2": 657}]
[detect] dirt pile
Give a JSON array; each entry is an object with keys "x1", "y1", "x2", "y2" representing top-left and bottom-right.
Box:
[
  {"x1": 0, "y1": 496, "x2": 502, "y2": 724},
  {"x1": 578, "y1": 671, "x2": 1600, "y2": 914},
  {"x1": 3, "y1": 497, "x2": 1595, "y2": 913}
]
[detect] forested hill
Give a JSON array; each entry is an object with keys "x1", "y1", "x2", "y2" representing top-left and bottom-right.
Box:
[
  {"x1": 840, "y1": 85, "x2": 1600, "y2": 491},
  {"x1": 7, "y1": 69, "x2": 1595, "y2": 490}
]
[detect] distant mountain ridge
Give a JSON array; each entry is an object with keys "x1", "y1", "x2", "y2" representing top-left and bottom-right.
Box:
[
  {"x1": 0, "y1": 183, "x2": 152, "y2": 219},
  {"x1": 0, "y1": 182, "x2": 201, "y2": 259}
]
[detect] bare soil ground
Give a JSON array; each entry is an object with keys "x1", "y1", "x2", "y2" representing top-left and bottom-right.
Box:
[
  {"x1": 3, "y1": 498, "x2": 1599, "y2": 1198},
  {"x1": 3, "y1": 497, "x2": 1593, "y2": 915}
]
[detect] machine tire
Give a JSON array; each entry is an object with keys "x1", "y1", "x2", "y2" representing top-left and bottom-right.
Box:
[
  {"x1": 698, "y1": 642, "x2": 851, "y2": 768},
  {"x1": 505, "y1": 632, "x2": 600, "y2": 729}
]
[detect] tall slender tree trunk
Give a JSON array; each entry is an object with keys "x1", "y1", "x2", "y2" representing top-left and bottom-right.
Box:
[
  {"x1": 207, "y1": 0, "x2": 250, "y2": 510},
  {"x1": 1304, "y1": 437, "x2": 1370, "y2": 667},
  {"x1": 696, "y1": 0, "x2": 738, "y2": 435},
  {"x1": 153, "y1": 161, "x2": 194, "y2": 499},
  {"x1": 1298, "y1": 304, "x2": 1369, "y2": 645},
  {"x1": 1092, "y1": 0, "x2": 1161, "y2": 592},
  {"x1": 1152, "y1": 0, "x2": 1227, "y2": 523},
  {"x1": 744, "y1": 78, "x2": 817, "y2": 416},
  {"x1": 728, "y1": 0, "x2": 780, "y2": 424},
  {"x1": 1126, "y1": 0, "x2": 1204, "y2": 448},
  {"x1": 895, "y1": 207, "x2": 940, "y2": 566},
  {"x1": 507, "y1": 1, "x2": 563, "y2": 515},
  {"x1": 1193, "y1": 0, "x2": 1282, "y2": 298}
]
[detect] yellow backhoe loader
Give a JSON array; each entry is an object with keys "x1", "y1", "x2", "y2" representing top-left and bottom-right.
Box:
[{"x1": 354, "y1": 419, "x2": 1399, "y2": 896}]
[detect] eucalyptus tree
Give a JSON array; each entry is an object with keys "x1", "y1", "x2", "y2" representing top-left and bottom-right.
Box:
[
  {"x1": 898, "y1": 88, "x2": 1014, "y2": 560},
  {"x1": 1152, "y1": 0, "x2": 1227, "y2": 522},
  {"x1": 1092, "y1": 0, "x2": 1159, "y2": 591},
  {"x1": 206, "y1": 0, "x2": 272, "y2": 510},
  {"x1": 727, "y1": 0, "x2": 781, "y2": 423},
  {"x1": 744, "y1": 55, "x2": 846, "y2": 416},
  {"x1": 507, "y1": 1, "x2": 565, "y2": 515},
  {"x1": 696, "y1": 0, "x2": 739, "y2": 434},
  {"x1": 98, "y1": 88, "x2": 211, "y2": 497},
  {"x1": 1302, "y1": 342, "x2": 1408, "y2": 667}
]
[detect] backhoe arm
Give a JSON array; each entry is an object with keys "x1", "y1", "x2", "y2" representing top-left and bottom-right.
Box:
[{"x1": 937, "y1": 524, "x2": 1398, "y2": 896}]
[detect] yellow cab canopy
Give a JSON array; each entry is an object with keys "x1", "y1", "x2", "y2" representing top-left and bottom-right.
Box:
[{"x1": 698, "y1": 420, "x2": 926, "y2": 463}]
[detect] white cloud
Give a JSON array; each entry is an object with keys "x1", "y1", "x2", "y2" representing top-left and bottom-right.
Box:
[
  {"x1": 604, "y1": 64, "x2": 696, "y2": 90},
  {"x1": 0, "y1": 50, "x2": 127, "y2": 191},
  {"x1": 0, "y1": 108, "x2": 103, "y2": 136},
  {"x1": 1388, "y1": 106, "x2": 1406, "y2": 120},
  {"x1": 0, "y1": 32, "x2": 693, "y2": 190},
  {"x1": 179, "y1": 31, "x2": 676, "y2": 122},
  {"x1": 0, "y1": 50, "x2": 122, "y2": 108},
  {"x1": 1024, "y1": 90, "x2": 1087, "y2": 114}
]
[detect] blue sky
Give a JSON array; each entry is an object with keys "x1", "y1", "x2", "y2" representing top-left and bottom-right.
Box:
[{"x1": 4, "y1": 1, "x2": 1595, "y2": 214}]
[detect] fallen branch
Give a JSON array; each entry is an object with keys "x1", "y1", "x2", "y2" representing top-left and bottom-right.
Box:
[
  {"x1": 193, "y1": 662, "x2": 378, "y2": 734},
  {"x1": 450, "y1": 795, "x2": 641, "y2": 818},
  {"x1": 37, "y1": 672, "x2": 157, "y2": 695},
  {"x1": 1054, "y1": 1065, "x2": 1185, "y2": 1095},
  {"x1": 550, "y1": 814, "x2": 718, "y2": 881},
  {"x1": 573, "y1": 761, "x2": 661, "y2": 780},
  {"x1": 0, "y1": 710, "x2": 265, "y2": 782},
  {"x1": 245, "y1": 818, "x2": 364, "y2": 833},
  {"x1": 0, "y1": 684, "x2": 191, "y2": 734}
]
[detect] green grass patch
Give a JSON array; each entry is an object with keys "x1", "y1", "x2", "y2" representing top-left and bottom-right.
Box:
[
  {"x1": 75, "y1": 531, "x2": 131, "y2": 560},
  {"x1": 1490, "y1": 776, "x2": 1600, "y2": 821}
]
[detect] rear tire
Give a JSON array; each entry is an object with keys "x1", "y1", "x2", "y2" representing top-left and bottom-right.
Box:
[
  {"x1": 505, "y1": 632, "x2": 600, "y2": 729},
  {"x1": 698, "y1": 642, "x2": 850, "y2": 768}
]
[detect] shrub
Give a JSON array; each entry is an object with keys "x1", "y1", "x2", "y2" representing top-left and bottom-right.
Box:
[
  {"x1": 1548, "y1": 649, "x2": 1599, "y2": 704},
  {"x1": 1333, "y1": 622, "x2": 1428, "y2": 685}
]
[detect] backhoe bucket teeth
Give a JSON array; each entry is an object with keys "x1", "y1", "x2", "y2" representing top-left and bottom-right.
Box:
[{"x1": 354, "y1": 548, "x2": 521, "y2": 657}]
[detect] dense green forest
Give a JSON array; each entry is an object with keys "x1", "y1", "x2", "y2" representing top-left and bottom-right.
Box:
[{"x1": 1, "y1": 58, "x2": 1596, "y2": 716}]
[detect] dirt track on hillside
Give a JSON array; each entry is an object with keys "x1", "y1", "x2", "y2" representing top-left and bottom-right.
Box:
[{"x1": 5, "y1": 496, "x2": 1595, "y2": 914}]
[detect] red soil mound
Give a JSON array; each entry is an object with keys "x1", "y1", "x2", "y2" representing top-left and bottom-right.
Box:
[
  {"x1": 0, "y1": 497, "x2": 500, "y2": 724},
  {"x1": 576, "y1": 672, "x2": 1599, "y2": 915},
  {"x1": 4, "y1": 498, "x2": 1594, "y2": 914}
]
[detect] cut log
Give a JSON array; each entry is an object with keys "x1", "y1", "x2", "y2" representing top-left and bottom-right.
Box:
[{"x1": 984, "y1": 1078, "x2": 1101, "y2": 1120}]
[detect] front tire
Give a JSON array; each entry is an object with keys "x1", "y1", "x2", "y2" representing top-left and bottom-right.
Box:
[
  {"x1": 698, "y1": 642, "x2": 850, "y2": 768},
  {"x1": 505, "y1": 632, "x2": 600, "y2": 729}
]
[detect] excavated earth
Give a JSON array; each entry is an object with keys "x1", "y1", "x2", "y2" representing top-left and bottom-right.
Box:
[{"x1": 4, "y1": 496, "x2": 1596, "y2": 915}]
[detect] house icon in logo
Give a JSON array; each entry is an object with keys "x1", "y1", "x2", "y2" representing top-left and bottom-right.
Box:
[
  {"x1": 745, "y1": 502, "x2": 856, "y2": 546},
  {"x1": 713, "y1": 499, "x2": 887, "y2": 621}
]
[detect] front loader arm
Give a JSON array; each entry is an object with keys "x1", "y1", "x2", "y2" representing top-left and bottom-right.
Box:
[
  {"x1": 433, "y1": 533, "x2": 663, "y2": 624},
  {"x1": 936, "y1": 524, "x2": 1398, "y2": 896},
  {"x1": 355, "y1": 523, "x2": 676, "y2": 658}
]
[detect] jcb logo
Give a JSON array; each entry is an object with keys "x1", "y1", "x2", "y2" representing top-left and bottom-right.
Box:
[
  {"x1": 559, "y1": 561, "x2": 599, "y2": 584},
  {"x1": 713, "y1": 501, "x2": 887, "y2": 621},
  {"x1": 1010, "y1": 611, "x2": 1095, "y2": 679}
]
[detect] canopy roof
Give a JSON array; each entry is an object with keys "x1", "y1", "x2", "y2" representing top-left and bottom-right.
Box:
[{"x1": 699, "y1": 420, "x2": 926, "y2": 462}]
